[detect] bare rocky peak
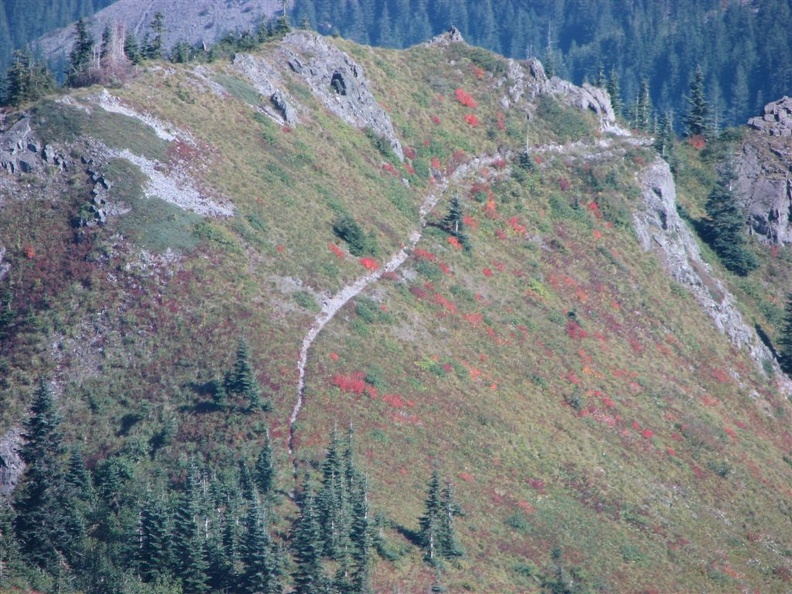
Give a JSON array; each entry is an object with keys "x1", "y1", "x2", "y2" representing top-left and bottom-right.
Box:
[
  {"x1": 35, "y1": 0, "x2": 287, "y2": 64},
  {"x1": 235, "y1": 30, "x2": 404, "y2": 160},
  {"x1": 734, "y1": 97, "x2": 792, "y2": 244}
]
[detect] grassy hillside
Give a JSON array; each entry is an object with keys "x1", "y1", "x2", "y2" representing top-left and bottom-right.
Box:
[{"x1": 1, "y1": 31, "x2": 791, "y2": 593}]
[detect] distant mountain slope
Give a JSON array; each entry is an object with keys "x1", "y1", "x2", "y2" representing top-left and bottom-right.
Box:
[
  {"x1": 33, "y1": 0, "x2": 287, "y2": 74},
  {"x1": 1, "y1": 27, "x2": 792, "y2": 594}
]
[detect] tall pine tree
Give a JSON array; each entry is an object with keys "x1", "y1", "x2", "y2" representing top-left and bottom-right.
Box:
[
  {"x1": 704, "y1": 161, "x2": 757, "y2": 276},
  {"x1": 685, "y1": 65, "x2": 709, "y2": 137}
]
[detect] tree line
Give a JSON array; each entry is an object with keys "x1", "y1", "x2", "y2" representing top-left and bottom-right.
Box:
[
  {"x1": 0, "y1": 10, "x2": 291, "y2": 107},
  {"x1": 292, "y1": 0, "x2": 792, "y2": 129},
  {"x1": 0, "y1": 379, "x2": 463, "y2": 593}
]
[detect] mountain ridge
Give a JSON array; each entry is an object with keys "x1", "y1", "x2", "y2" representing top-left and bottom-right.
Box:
[{"x1": 1, "y1": 28, "x2": 792, "y2": 593}]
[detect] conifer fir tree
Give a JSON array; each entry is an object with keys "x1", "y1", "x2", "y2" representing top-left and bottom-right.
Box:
[
  {"x1": 418, "y1": 469, "x2": 443, "y2": 565},
  {"x1": 606, "y1": 70, "x2": 622, "y2": 117},
  {"x1": 777, "y1": 294, "x2": 792, "y2": 375},
  {"x1": 66, "y1": 18, "x2": 95, "y2": 87},
  {"x1": 13, "y1": 379, "x2": 75, "y2": 572},
  {"x1": 138, "y1": 496, "x2": 173, "y2": 583},
  {"x1": 173, "y1": 464, "x2": 210, "y2": 593},
  {"x1": 292, "y1": 480, "x2": 326, "y2": 594},
  {"x1": 2, "y1": 49, "x2": 55, "y2": 106},
  {"x1": 255, "y1": 429, "x2": 276, "y2": 496},
  {"x1": 144, "y1": 12, "x2": 165, "y2": 59},
  {"x1": 239, "y1": 501, "x2": 283, "y2": 594},
  {"x1": 704, "y1": 161, "x2": 757, "y2": 276},
  {"x1": 227, "y1": 339, "x2": 264, "y2": 411},
  {"x1": 685, "y1": 65, "x2": 709, "y2": 137}
]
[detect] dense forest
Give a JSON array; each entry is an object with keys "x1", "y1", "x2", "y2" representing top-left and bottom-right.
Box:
[
  {"x1": 0, "y1": 0, "x2": 117, "y2": 71},
  {"x1": 292, "y1": 0, "x2": 792, "y2": 128},
  {"x1": 3, "y1": 0, "x2": 791, "y2": 128}
]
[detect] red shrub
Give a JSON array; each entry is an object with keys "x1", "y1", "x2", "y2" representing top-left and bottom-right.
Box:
[
  {"x1": 455, "y1": 88, "x2": 477, "y2": 108},
  {"x1": 430, "y1": 115, "x2": 441, "y2": 125},
  {"x1": 328, "y1": 242, "x2": 345, "y2": 259},
  {"x1": 331, "y1": 372, "x2": 367, "y2": 394},
  {"x1": 566, "y1": 319, "x2": 587, "y2": 340},
  {"x1": 465, "y1": 113, "x2": 480, "y2": 127},
  {"x1": 359, "y1": 257, "x2": 379, "y2": 271},
  {"x1": 404, "y1": 146, "x2": 417, "y2": 159},
  {"x1": 447, "y1": 236, "x2": 462, "y2": 250},
  {"x1": 482, "y1": 267, "x2": 493, "y2": 277},
  {"x1": 23, "y1": 244, "x2": 35, "y2": 259},
  {"x1": 470, "y1": 65, "x2": 485, "y2": 80}
]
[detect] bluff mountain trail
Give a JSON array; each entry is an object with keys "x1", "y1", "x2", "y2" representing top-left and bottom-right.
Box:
[{"x1": 288, "y1": 153, "x2": 509, "y2": 460}]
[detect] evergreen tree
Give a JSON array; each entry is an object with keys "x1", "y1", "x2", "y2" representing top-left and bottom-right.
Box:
[
  {"x1": 418, "y1": 469, "x2": 443, "y2": 565},
  {"x1": 173, "y1": 464, "x2": 210, "y2": 593},
  {"x1": 239, "y1": 459, "x2": 257, "y2": 503},
  {"x1": 777, "y1": 293, "x2": 792, "y2": 375},
  {"x1": 317, "y1": 428, "x2": 352, "y2": 562},
  {"x1": 66, "y1": 17, "x2": 95, "y2": 87},
  {"x1": 704, "y1": 161, "x2": 757, "y2": 276},
  {"x1": 13, "y1": 379, "x2": 78, "y2": 572},
  {"x1": 439, "y1": 481, "x2": 463, "y2": 560},
  {"x1": 254, "y1": 430, "x2": 276, "y2": 496},
  {"x1": 292, "y1": 480, "x2": 326, "y2": 594},
  {"x1": 606, "y1": 70, "x2": 622, "y2": 117},
  {"x1": 593, "y1": 63, "x2": 607, "y2": 88},
  {"x1": 239, "y1": 501, "x2": 283, "y2": 594},
  {"x1": 654, "y1": 111, "x2": 675, "y2": 163},
  {"x1": 138, "y1": 496, "x2": 173, "y2": 583},
  {"x1": 635, "y1": 79, "x2": 651, "y2": 131},
  {"x1": 442, "y1": 196, "x2": 470, "y2": 250},
  {"x1": 227, "y1": 339, "x2": 264, "y2": 411},
  {"x1": 124, "y1": 31, "x2": 141, "y2": 64},
  {"x1": 685, "y1": 65, "x2": 709, "y2": 137},
  {"x1": 144, "y1": 12, "x2": 165, "y2": 59},
  {"x1": 2, "y1": 48, "x2": 55, "y2": 106},
  {"x1": 349, "y1": 474, "x2": 373, "y2": 594},
  {"x1": 0, "y1": 505, "x2": 23, "y2": 584}
]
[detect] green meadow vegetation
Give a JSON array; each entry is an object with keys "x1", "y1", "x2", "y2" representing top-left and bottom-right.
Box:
[{"x1": 0, "y1": 32, "x2": 791, "y2": 594}]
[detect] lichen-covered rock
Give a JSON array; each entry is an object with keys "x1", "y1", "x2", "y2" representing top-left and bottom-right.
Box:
[
  {"x1": 0, "y1": 117, "x2": 41, "y2": 174},
  {"x1": 0, "y1": 427, "x2": 23, "y2": 499},
  {"x1": 278, "y1": 31, "x2": 403, "y2": 161},
  {"x1": 635, "y1": 158, "x2": 784, "y2": 383},
  {"x1": 748, "y1": 96, "x2": 792, "y2": 136},
  {"x1": 733, "y1": 97, "x2": 792, "y2": 244}
]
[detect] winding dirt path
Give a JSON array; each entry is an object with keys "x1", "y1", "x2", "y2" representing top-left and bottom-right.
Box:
[{"x1": 287, "y1": 154, "x2": 505, "y2": 456}]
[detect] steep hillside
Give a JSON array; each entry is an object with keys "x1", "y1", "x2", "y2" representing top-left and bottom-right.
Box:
[{"x1": 1, "y1": 30, "x2": 792, "y2": 593}]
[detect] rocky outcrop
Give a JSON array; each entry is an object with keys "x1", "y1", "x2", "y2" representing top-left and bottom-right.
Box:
[
  {"x1": 279, "y1": 31, "x2": 404, "y2": 161},
  {"x1": 502, "y1": 57, "x2": 619, "y2": 134},
  {"x1": 635, "y1": 158, "x2": 782, "y2": 380},
  {"x1": 232, "y1": 54, "x2": 300, "y2": 126},
  {"x1": 0, "y1": 427, "x2": 24, "y2": 499},
  {"x1": 748, "y1": 96, "x2": 792, "y2": 136},
  {"x1": 733, "y1": 98, "x2": 792, "y2": 244},
  {"x1": 0, "y1": 116, "x2": 68, "y2": 175}
]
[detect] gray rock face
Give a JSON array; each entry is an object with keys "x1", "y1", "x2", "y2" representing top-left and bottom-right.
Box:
[
  {"x1": 0, "y1": 117, "x2": 40, "y2": 174},
  {"x1": 748, "y1": 96, "x2": 792, "y2": 136},
  {"x1": 635, "y1": 158, "x2": 782, "y2": 379},
  {"x1": 0, "y1": 246, "x2": 9, "y2": 282},
  {"x1": 34, "y1": 0, "x2": 284, "y2": 67},
  {"x1": 279, "y1": 31, "x2": 403, "y2": 160},
  {"x1": 0, "y1": 427, "x2": 24, "y2": 499},
  {"x1": 732, "y1": 98, "x2": 792, "y2": 244}
]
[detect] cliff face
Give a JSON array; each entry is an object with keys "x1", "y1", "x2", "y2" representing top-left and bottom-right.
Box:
[
  {"x1": 735, "y1": 97, "x2": 792, "y2": 244},
  {"x1": 2, "y1": 30, "x2": 792, "y2": 594}
]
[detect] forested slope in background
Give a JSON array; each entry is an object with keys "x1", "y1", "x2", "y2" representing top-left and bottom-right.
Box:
[
  {"x1": 0, "y1": 0, "x2": 118, "y2": 70},
  {"x1": 4, "y1": 0, "x2": 791, "y2": 130},
  {"x1": 293, "y1": 0, "x2": 792, "y2": 129}
]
